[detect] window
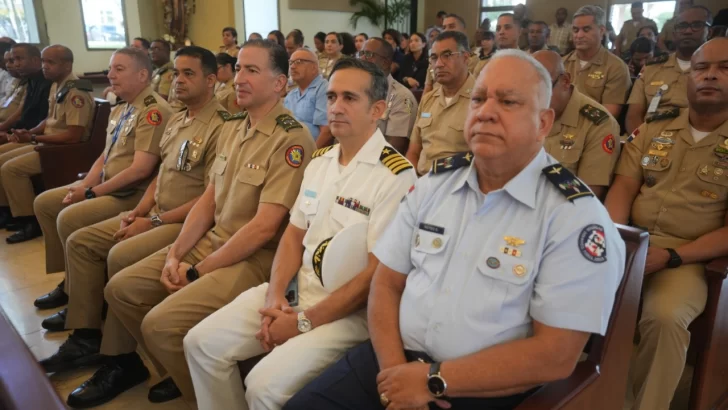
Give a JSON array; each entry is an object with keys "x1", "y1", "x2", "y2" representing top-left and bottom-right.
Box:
[
  {"x1": 80, "y1": 0, "x2": 128, "y2": 50},
  {"x1": 0, "y1": 0, "x2": 40, "y2": 43},
  {"x1": 244, "y1": 1, "x2": 279, "y2": 42},
  {"x1": 609, "y1": 1, "x2": 676, "y2": 33},
  {"x1": 480, "y1": 0, "x2": 520, "y2": 30}
]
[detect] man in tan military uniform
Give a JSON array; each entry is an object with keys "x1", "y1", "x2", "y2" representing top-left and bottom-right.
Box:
[
  {"x1": 406, "y1": 31, "x2": 472, "y2": 176},
  {"x1": 150, "y1": 39, "x2": 174, "y2": 100},
  {"x1": 423, "y1": 14, "x2": 479, "y2": 95},
  {"x1": 615, "y1": 2, "x2": 658, "y2": 56},
  {"x1": 625, "y1": 6, "x2": 710, "y2": 133},
  {"x1": 605, "y1": 38, "x2": 728, "y2": 410},
  {"x1": 0, "y1": 46, "x2": 95, "y2": 244},
  {"x1": 473, "y1": 13, "x2": 523, "y2": 78},
  {"x1": 61, "y1": 40, "x2": 316, "y2": 409},
  {"x1": 534, "y1": 51, "x2": 620, "y2": 199},
  {"x1": 37, "y1": 47, "x2": 226, "y2": 378},
  {"x1": 0, "y1": 51, "x2": 26, "y2": 124},
  {"x1": 219, "y1": 27, "x2": 240, "y2": 58},
  {"x1": 565, "y1": 5, "x2": 632, "y2": 118},
  {"x1": 32, "y1": 47, "x2": 172, "y2": 311},
  {"x1": 357, "y1": 37, "x2": 418, "y2": 154},
  {"x1": 658, "y1": 0, "x2": 694, "y2": 51}
]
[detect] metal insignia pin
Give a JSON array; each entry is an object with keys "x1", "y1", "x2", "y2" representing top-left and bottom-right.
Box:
[
  {"x1": 432, "y1": 238, "x2": 443, "y2": 249},
  {"x1": 486, "y1": 257, "x2": 500, "y2": 269},
  {"x1": 513, "y1": 265, "x2": 526, "y2": 277}
]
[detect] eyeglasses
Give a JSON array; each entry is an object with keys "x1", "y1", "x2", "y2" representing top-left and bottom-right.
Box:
[
  {"x1": 289, "y1": 59, "x2": 317, "y2": 67},
  {"x1": 356, "y1": 50, "x2": 386, "y2": 60},
  {"x1": 428, "y1": 51, "x2": 463, "y2": 65},
  {"x1": 675, "y1": 21, "x2": 711, "y2": 32}
]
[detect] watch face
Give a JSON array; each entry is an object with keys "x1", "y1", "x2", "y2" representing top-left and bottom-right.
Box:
[
  {"x1": 297, "y1": 319, "x2": 312, "y2": 333},
  {"x1": 427, "y1": 376, "x2": 446, "y2": 397},
  {"x1": 186, "y1": 267, "x2": 199, "y2": 282}
]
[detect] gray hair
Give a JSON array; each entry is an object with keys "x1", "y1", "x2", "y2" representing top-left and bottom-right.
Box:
[
  {"x1": 573, "y1": 5, "x2": 606, "y2": 27},
  {"x1": 292, "y1": 47, "x2": 318, "y2": 62},
  {"x1": 483, "y1": 49, "x2": 552, "y2": 109},
  {"x1": 329, "y1": 58, "x2": 388, "y2": 104},
  {"x1": 112, "y1": 47, "x2": 153, "y2": 82}
]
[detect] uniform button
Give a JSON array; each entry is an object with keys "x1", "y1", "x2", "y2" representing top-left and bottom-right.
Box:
[
  {"x1": 690, "y1": 148, "x2": 695, "y2": 151},
  {"x1": 661, "y1": 208, "x2": 667, "y2": 212},
  {"x1": 680, "y1": 168, "x2": 686, "y2": 171},
  {"x1": 671, "y1": 188, "x2": 676, "y2": 192}
]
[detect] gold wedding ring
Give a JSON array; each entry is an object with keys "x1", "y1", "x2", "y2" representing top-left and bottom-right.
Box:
[{"x1": 380, "y1": 393, "x2": 390, "y2": 407}]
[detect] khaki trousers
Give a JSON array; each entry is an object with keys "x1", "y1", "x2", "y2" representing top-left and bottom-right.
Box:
[
  {"x1": 630, "y1": 235, "x2": 708, "y2": 410},
  {"x1": 102, "y1": 234, "x2": 275, "y2": 401},
  {"x1": 65, "y1": 211, "x2": 183, "y2": 330},
  {"x1": 2, "y1": 150, "x2": 41, "y2": 216},
  {"x1": 0, "y1": 143, "x2": 32, "y2": 206},
  {"x1": 34, "y1": 185, "x2": 143, "y2": 274}
]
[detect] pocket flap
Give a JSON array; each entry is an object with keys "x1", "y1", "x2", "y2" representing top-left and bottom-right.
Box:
[
  {"x1": 418, "y1": 116, "x2": 433, "y2": 128},
  {"x1": 477, "y1": 257, "x2": 534, "y2": 285},
  {"x1": 697, "y1": 165, "x2": 728, "y2": 187},
  {"x1": 237, "y1": 168, "x2": 266, "y2": 186},
  {"x1": 211, "y1": 157, "x2": 227, "y2": 175},
  {"x1": 414, "y1": 230, "x2": 449, "y2": 255},
  {"x1": 299, "y1": 197, "x2": 319, "y2": 215}
]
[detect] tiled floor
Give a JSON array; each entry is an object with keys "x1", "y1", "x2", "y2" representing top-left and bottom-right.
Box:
[{"x1": 0, "y1": 229, "x2": 193, "y2": 410}]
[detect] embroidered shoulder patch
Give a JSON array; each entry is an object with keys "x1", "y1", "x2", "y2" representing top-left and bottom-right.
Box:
[
  {"x1": 70, "y1": 95, "x2": 85, "y2": 108},
  {"x1": 312, "y1": 145, "x2": 336, "y2": 158},
  {"x1": 579, "y1": 224, "x2": 607, "y2": 263},
  {"x1": 380, "y1": 147, "x2": 413, "y2": 175},
  {"x1": 276, "y1": 114, "x2": 303, "y2": 131},
  {"x1": 579, "y1": 104, "x2": 609, "y2": 125},
  {"x1": 146, "y1": 109, "x2": 163, "y2": 126},
  {"x1": 542, "y1": 164, "x2": 594, "y2": 202},
  {"x1": 72, "y1": 79, "x2": 94, "y2": 92},
  {"x1": 431, "y1": 152, "x2": 473, "y2": 174},
  {"x1": 285, "y1": 145, "x2": 304, "y2": 168},
  {"x1": 646, "y1": 108, "x2": 680, "y2": 123}
]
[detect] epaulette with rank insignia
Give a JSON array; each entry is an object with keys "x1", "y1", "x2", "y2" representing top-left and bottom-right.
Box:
[
  {"x1": 579, "y1": 104, "x2": 609, "y2": 125},
  {"x1": 542, "y1": 165, "x2": 594, "y2": 202},
  {"x1": 72, "y1": 79, "x2": 94, "y2": 92},
  {"x1": 276, "y1": 114, "x2": 303, "y2": 131},
  {"x1": 220, "y1": 111, "x2": 247, "y2": 121},
  {"x1": 312, "y1": 145, "x2": 336, "y2": 158},
  {"x1": 646, "y1": 108, "x2": 680, "y2": 123},
  {"x1": 431, "y1": 152, "x2": 473, "y2": 174},
  {"x1": 144, "y1": 95, "x2": 157, "y2": 106},
  {"x1": 645, "y1": 54, "x2": 669, "y2": 66},
  {"x1": 380, "y1": 147, "x2": 413, "y2": 175}
]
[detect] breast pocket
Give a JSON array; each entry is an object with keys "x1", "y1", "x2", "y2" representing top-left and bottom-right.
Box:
[
  {"x1": 585, "y1": 76, "x2": 606, "y2": 97},
  {"x1": 237, "y1": 168, "x2": 266, "y2": 186},
  {"x1": 640, "y1": 154, "x2": 672, "y2": 176},
  {"x1": 466, "y1": 257, "x2": 534, "y2": 324},
  {"x1": 330, "y1": 201, "x2": 370, "y2": 229},
  {"x1": 446, "y1": 122, "x2": 465, "y2": 146},
  {"x1": 417, "y1": 116, "x2": 432, "y2": 130},
  {"x1": 298, "y1": 197, "x2": 319, "y2": 227},
  {"x1": 407, "y1": 229, "x2": 450, "y2": 296},
  {"x1": 696, "y1": 164, "x2": 728, "y2": 202}
]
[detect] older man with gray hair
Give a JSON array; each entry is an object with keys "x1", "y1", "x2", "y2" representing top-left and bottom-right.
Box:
[
  {"x1": 284, "y1": 49, "x2": 626, "y2": 410},
  {"x1": 284, "y1": 48, "x2": 331, "y2": 147}
]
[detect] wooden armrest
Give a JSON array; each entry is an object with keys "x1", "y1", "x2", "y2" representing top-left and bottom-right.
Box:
[
  {"x1": 705, "y1": 257, "x2": 728, "y2": 281},
  {"x1": 34, "y1": 142, "x2": 95, "y2": 189},
  {"x1": 515, "y1": 361, "x2": 599, "y2": 409}
]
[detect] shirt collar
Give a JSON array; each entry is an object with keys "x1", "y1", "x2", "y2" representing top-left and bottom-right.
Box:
[
  {"x1": 189, "y1": 97, "x2": 222, "y2": 126},
  {"x1": 322, "y1": 128, "x2": 387, "y2": 165},
  {"x1": 251, "y1": 100, "x2": 287, "y2": 136},
  {"x1": 433, "y1": 73, "x2": 475, "y2": 100}
]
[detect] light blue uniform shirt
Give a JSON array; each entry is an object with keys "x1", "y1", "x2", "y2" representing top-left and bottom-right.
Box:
[
  {"x1": 373, "y1": 149, "x2": 626, "y2": 362},
  {"x1": 284, "y1": 75, "x2": 328, "y2": 140}
]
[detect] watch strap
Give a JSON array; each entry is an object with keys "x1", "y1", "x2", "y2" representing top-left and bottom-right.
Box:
[
  {"x1": 429, "y1": 361, "x2": 441, "y2": 376},
  {"x1": 666, "y1": 248, "x2": 682, "y2": 268}
]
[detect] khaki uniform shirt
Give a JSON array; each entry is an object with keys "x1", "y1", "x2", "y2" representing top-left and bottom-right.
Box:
[
  {"x1": 627, "y1": 53, "x2": 689, "y2": 115},
  {"x1": 0, "y1": 78, "x2": 26, "y2": 122},
  {"x1": 208, "y1": 101, "x2": 316, "y2": 251},
  {"x1": 214, "y1": 80, "x2": 243, "y2": 114},
  {"x1": 545, "y1": 88, "x2": 621, "y2": 187},
  {"x1": 102, "y1": 86, "x2": 173, "y2": 196},
  {"x1": 219, "y1": 45, "x2": 240, "y2": 58},
  {"x1": 151, "y1": 61, "x2": 174, "y2": 97},
  {"x1": 377, "y1": 75, "x2": 418, "y2": 140},
  {"x1": 618, "y1": 18, "x2": 658, "y2": 50},
  {"x1": 411, "y1": 74, "x2": 474, "y2": 175},
  {"x1": 155, "y1": 98, "x2": 225, "y2": 213},
  {"x1": 563, "y1": 46, "x2": 632, "y2": 105},
  {"x1": 473, "y1": 53, "x2": 495, "y2": 78},
  {"x1": 320, "y1": 56, "x2": 341, "y2": 80},
  {"x1": 44, "y1": 73, "x2": 94, "y2": 140},
  {"x1": 616, "y1": 109, "x2": 728, "y2": 241}
]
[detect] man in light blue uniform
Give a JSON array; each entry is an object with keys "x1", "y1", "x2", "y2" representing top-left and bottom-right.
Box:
[
  {"x1": 284, "y1": 48, "x2": 331, "y2": 146},
  {"x1": 284, "y1": 49, "x2": 626, "y2": 410}
]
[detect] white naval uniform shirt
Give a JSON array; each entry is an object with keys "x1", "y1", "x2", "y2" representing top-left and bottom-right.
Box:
[{"x1": 289, "y1": 129, "x2": 418, "y2": 306}]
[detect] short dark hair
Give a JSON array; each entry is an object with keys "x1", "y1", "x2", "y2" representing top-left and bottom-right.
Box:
[
  {"x1": 368, "y1": 37, "x2": 394, "y2": 61},
  {"x1": 630, "y1": 36, "x2": 655, "y2": 54},
  {"x1": 133, "y1": 37, "x2": 150, "y2": 49},
  {"x1": 326, "y1": 32, "x2": 343, "y2": 45},
  {"x1": 445, "y1": 13, "x2": 467, "y2": 28},
  {"x1": 175, "y1": 46, "x2": 217, "y2": 76},
  {"x1": 437, "y1": 10, "x2": 447, "y2": 18},
  {"x1": 631, "y1": 2, "x2": 643, "y2": 8},
  {"x1": 223, "y1": 27, "x2": 238, "y2": 39},
  {"x1": 638, "y1": 25, "x2": 658, "y2": 37},
  {"x1": 556, "y1": 7, "x2": 568, "y2": 14},
  {"x1": 482, "y1": 31, "x2": 495, "y2": 40},
  {"x1": 382, "y1": 29, "x2": 401, "y2": 45},
  {"x1": 287, "y1": 30, "x2": 304, "y2": 46},
  {"x1": 434, "y1": 30, "x2": 470, "y2": 52},
  {"x1": 499, "y1": 13, "x2": 522, "y2": 27},
  {"x1": 411, "y1": 32, "x2": 427, "y2": 44},
  {"x1": 151, "y1": 39, "x2": 171, "y2": 53},
  {"x1": 683, "y1": 5, "x2": 713, "y2": 25},
  {"x1": 315, "y1": 32, "x2": 327, "y2": 43},
  {"x1": 10, "y1": 43, "x2": 40, "y2": 58},
  {"x1": 46, "y1": 45, "x2": 73, "y2": 62},
  {"x1": 357, "y1": 32, "x2": 369, "y2": 40},
  {"x1": 340, "y1": 32, "x2": 357, "y2": 56},
  {"x1": 216, "y1": 52, "x2": 237, "y2": 69},
  {"x1": 241, "y1": 39, "x2": 289, "y2": 77},
  {"x1": 329, "y1": 58, "x2": 388, "y2": 103},
  {"x1": 268, "y1": 30, "x2": 285, "y2": 47},
  {"x1": 0, "y1": 42, "x2": 12, "y2": 57},
  {"x1": 530, "y1": 20, "x2": 550, "y2": 36}
]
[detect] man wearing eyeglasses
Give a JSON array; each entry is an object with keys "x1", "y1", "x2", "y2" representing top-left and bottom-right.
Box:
[
  {"x1": 625, "y1": 6, "x2": 712, "y2": 133},
  {"x1": 534, "y1": 50, "x2": 620, "y2": 200},
  {"x1": 284, "y1": 49, "x2": 331, "y2": 148},
  {"x1": 422, "y1": 14, "x2": 478, "y2": 95},
  {"x1": 405, "y1": 31, "x2": 473, "y2": 176},
  {"x1": 358, "y1": 37, "x2": 418, "y2": 155}
]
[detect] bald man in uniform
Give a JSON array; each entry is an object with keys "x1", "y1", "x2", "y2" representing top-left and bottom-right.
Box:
[
  {"x1": 32, "y1": 47, "x2": 172, "y2": 311},
  {"x1": 606, "y1": 38, "x2": 728, "y2": 410},
  {"x1": 150, "y1": 39, "x2": 174, "y2": 100},
  {"x1": 1, "y1": 45, "x2": 94, "y2": 244},
  {"x1": 534, "y1": 50, "x2": 620, "y2": 199}
]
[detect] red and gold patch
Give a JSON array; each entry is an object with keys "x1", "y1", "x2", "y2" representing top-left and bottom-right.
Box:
[
  {"x1": 602, "y1": 134, "x2": 615, "y2": 154},
  {"x1": 285, "y1": 145, "x2": 304, "y2": 168},
  {"x1": 146, "y1": 110, "x2": 163, "y2": 126},
  {"x1": 71, "y1": 95, "x2": 85, "y2": 108}
]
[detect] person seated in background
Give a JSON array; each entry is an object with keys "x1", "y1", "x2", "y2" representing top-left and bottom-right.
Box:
[
  {"x1": 213, "y1": 52, "x2": 240, "y2": 113},
  {"x1": 284, "y1": 49, "x2": 625, "y2": 410},
  {"x1": 321, "y1": 32, "x2": 344, "y2": 80},
  {"x1": 626, "y1": 5, "x2": 711, "y2": 134},
  {"x1": 0, "y1": 42, "x2": 14, "y2": 100},
  {"x1": 423, "y1": 14, "x2": 478, "y2": 94},
  {"x1": 131, "y1": 37, "x2": 151, "y2": 51},
  {"x1": 248, "y1": 32, "x2": 263, "y2": 41},
  {"x1": 709, "y1": 8, "x2": 728, "y2": 39},
  {"x1": 219, "y1": 27, "x2": 240, "y2": 58},
  {"x1": 527, "y1": 21, "x2": 559, "y2": 54},
  {"x1": 478, "y1": 30, "x2": 495, "y2": 60},
  {"x1": 398, "y1": 32, "x2": 428, "y2": 91},
  {"x1": 400, "y1": 33, "x2": 410, "y2": 55},
  {"x1": 285, "y1": 30, "x2": 304, "y2": 57},
  {"x1": 0, "y1": 50, "x2": 27, "y2": 130},
  {"x1": 658, "y1": 0, "x2": 695, "y2": 52},
  {"x1": 184, "y1": 58, "x2": 417, "y2": 410},
  {"x1": 1, "y1": 45, "x2": 94, "y2": 244},
  {"x1": 359, "y1": 37, "x2": 418, "y2": 155},
  {"x1": 406, "y1": 31, "x2": 472, "y2": 176},
  {"x1": 149, "y1": 39, "x2": 174, "y2": 100},
  {"x1": 382, "y1": 29, "x2": 404, "y2": 77},
  {"x1": 268, "y1": 30, "x2": 286, "y2": 48},
  {"x1": 427, "y1": 26, "x2": 442, "y2": 49},
  {"x1": 284, "y1": 48, "x2": 331, "y2": 147},
  {"x1": 615, "y1": 1, "x2": 658, "y2": 56},
  {"x1": 549, "y1": 7, "x2": 573, "y2": 55},
  {"x1": 534, "y1": 50, "x2": 620, "y2": 199},
  {"x1": 563, "y1": 5, "x2": 631, "y2": 119},
  {"x1": 626, "y1": 37, "x2": 655, "y2": 80},
  {"x1": 354, "y1": 33, "x2": 368, "y2": 52},
  {"x1": 474, "y1": 13, "x2": 521, "y2": 77},
  {"x1": 313, "y1": 31, "x2": 326, "y2": 61},
  {"x1": 605, "y1": 38, "x2": 728, "y2": 410}
]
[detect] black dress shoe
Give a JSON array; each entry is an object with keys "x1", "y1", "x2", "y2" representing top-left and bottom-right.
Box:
[
  {"x1": 148, "y1": 377, "x2": 181, "y2": 403},
  {"x1": 41, "y1": 308, "x2": 67, "y2": 331},
  {"x1": 0, "y1": 207, "x2": 12, "y2": 229},
  {"x1": 39, "y1": 333, "x2": 102, "y2": 373},
  {"x1": 66, "y1": 360, "x2": 149, "y2": 409},
  {"x1": 6, "y1": 220, "x2": 41, "y2": 243},
  {"x1": 4, "y1": 219, "x2": 23, "y2": 231},
  {"x1": 34, "y1": 280, "x2": 68, "y2": 309}
]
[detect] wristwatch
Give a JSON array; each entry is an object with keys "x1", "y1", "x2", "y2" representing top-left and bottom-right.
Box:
[
  {"x1": 427, "y1": 362, "x2": 448, "y2": 398},
  {"x1": 30, "y1": 134, "x2": 38, "y2": 145},
  {"x1": 666, "y1": 248, "x2": 683, "y2": 269},
  {"x1": 297, "y1": 311, "x2": 313, "y2": 333},
  {"x1": 84, "y1": 187, "x2": 96, "y2": 200},
  {"x1": 186, "y1": 264, "x2": 200, "y2": 282},
  {"x1": 150, "y1": 214, "x2": 163, "y2": 227}
]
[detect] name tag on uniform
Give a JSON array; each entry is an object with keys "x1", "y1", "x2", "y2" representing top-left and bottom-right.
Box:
[
  {"x1": 304, "y1": 189, "x2": 317, "y2": 198},
  {"x1": 421, "y1": 112, "x2": 431, "y2": 118},
  {"x1": 419, "y1": 223, "x2": 444, "y2": 234}
]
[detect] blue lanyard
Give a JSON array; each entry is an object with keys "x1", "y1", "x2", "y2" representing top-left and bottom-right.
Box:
[{"x1": 105, "y1": 105, "x2": 135, "y2": 164}]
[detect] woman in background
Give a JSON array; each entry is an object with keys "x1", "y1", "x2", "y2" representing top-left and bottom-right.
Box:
[
  {"x1": 398, "y1": 32, "x2": 428, "y2": 90},
  {"x1": 355, "y1": 33, "x2": 368, "y2": 52},
  {"x1": 321, "y1": 32, "x2": 344, "y2": 79},
  {"x1": 382, "y1": 29, "x2": 404, "y2": 78},
  {"x1": 267, "y1": 30, "x2": 285, "y2": 47}
]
